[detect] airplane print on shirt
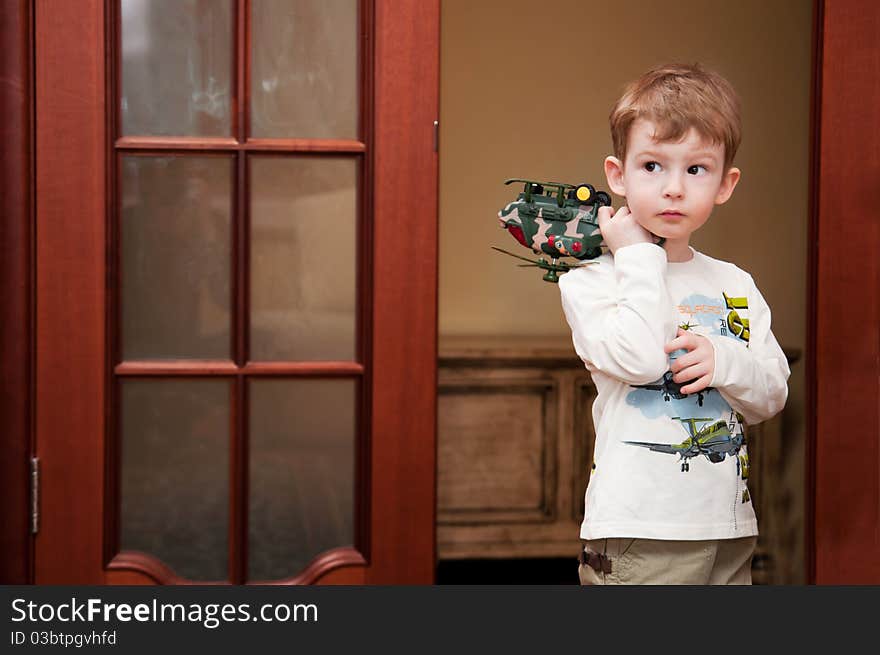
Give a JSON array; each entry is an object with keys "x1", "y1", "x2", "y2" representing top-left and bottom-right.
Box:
[
  {"x1": 623, "y1": 292, "x2": 753, "y2": 497},
  {"x1": 626, "y1": 292, "x2": 750, "y2": 415}
]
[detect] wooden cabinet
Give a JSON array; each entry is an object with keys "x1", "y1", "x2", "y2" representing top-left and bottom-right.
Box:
[
  {"x1": 437, "y1": 337, "x2": 591, "y2": 560},
  {"x1": 437, "y1": 336, "x2": 800, "y2": 583}
]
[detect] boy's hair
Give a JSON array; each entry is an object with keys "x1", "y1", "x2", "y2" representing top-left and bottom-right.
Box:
[{"x1": 609, "y1": 63, "x2": 742, "y2": 171}]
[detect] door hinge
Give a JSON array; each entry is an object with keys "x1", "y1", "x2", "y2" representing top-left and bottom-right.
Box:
[
  {"x1": 433, "y1": 120, "x2": 439, "y2": 152},
  {"x1": 30, "y1": 456, "x2": 39, "y2": 535}
]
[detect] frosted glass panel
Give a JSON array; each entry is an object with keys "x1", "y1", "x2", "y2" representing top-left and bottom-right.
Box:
[
  {"x1": 120, "y1": 379, "x2": 229, "y2": 581},
  {"x1": 251, "y1": 0, "x2": 358, "y2": 138},
  {"x1": 121, "y1": 156, "x2": 231, "y2": 360},
  {"x1": 250, "y1": 157, "x2": 357, "y2": 361},
  {"x1": 248, "y1": 379, "x2": 356, "y2": 581},
  {"x1": 121, "y1": 0, "x2": 232, "y2": 136}
]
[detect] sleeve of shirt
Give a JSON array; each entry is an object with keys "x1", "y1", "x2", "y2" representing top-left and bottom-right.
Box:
[
  {"x1": 705, "y1": 273, "x2": 790, "y2": 425},
  {"x1": 558, "y1": 243, "x2": 678, "y2": 385}
]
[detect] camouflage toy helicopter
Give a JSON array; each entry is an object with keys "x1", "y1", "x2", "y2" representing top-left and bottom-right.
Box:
[{"x1": 495, "y1": 178, "x2": 612, "y2": 283}]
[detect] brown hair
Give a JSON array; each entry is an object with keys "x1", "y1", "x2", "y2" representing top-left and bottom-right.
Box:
[{"x1": 609, "y1": 63, "x2": 742, "y2": 171}]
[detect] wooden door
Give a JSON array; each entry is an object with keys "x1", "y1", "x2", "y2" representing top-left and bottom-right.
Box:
[
  {"x1": 809, "y1": 0, "x2": 880, "y2": 584},
  {"x1": 32, "y1": 0, "x2": 438, "y2": 585}
]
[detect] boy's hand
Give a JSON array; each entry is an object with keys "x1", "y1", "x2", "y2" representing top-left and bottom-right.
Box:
[
  {"x1": 665, "y1": 328, "x2": 715, "y2": 394},
  {"x1": 597, "y1": 205, "x2": 654, "y2": 255}
]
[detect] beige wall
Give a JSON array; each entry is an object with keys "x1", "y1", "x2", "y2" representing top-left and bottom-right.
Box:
[{"x1": 440, "y1": 0, "x2": 812, "y2": 581}]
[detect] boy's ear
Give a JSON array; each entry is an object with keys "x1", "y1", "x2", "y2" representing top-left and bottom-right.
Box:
[
  {"x1": 715, "y1": 166, "x2": 741, "y2": 205},
  {"x1": 603, "y1": 156, "x2": 626, "y2": 196}
]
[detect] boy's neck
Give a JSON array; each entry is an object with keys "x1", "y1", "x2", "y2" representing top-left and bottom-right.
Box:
[{"x1": 663, "y1": 238, "x2": 694, "y2": 263}]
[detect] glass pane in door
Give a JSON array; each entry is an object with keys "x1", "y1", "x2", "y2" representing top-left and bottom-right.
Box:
[
  {"x1": 121, "y1": 0, "x2": 232, "y2": 136},
  {"x1": 121, "y1": 155, "x2": 231, "y2": 360},
  {"x1": 120, "y1": 379, "x2": 230, "y2": 581},
  {"x1": 250, "y1": 156, "x2": 357, "y2": 361},
  {"x1": 250, "y1": 0, "x2": 358, "y2": 138},
  {"x1": 248, "y1": 379, "x2": 356, "y2": 581}
]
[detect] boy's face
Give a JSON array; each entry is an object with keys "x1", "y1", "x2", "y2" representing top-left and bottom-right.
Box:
[{"x1": 604, "y1": 119, "x2": 740, "y2": 256}]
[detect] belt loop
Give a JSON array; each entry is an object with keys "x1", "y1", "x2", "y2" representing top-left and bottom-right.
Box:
[{"x1": 579, "y1": 543, "x2": 612, "y2": 574}]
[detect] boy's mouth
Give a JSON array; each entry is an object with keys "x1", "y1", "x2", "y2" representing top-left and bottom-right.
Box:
[{"x1": 660, "y1": 210, "x2": 684, "y2": 217}]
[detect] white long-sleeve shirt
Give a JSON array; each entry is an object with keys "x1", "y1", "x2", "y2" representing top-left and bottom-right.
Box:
[{"x1": 559, "y1": 243, "x2": 790, "y2": 540}]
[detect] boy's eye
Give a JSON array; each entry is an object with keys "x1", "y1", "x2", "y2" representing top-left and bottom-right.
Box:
[
  {"x1": 687, "y1": 165, "x2": 707, "y2": 175},
  {"x1": 644, "y1": 161, "x2": 660, "y2": 172}
]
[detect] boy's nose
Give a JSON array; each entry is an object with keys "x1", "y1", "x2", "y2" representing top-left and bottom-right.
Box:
[{"x1": 662, "y1": 177, "x2": 684, "y2": 198}]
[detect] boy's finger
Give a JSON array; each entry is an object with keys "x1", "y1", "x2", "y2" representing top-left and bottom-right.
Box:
[
  {"x1": 664, "y1": 338, "x2": 684, "y2": 353},
  {"x1": 673, "y1": 362, "x2": 708, "y2": 383},
  {"x1": 671, "y1": 351, "x2": 699, "y2": 372},
  {"x1": 597, "y1": 206, "x2": 613, "y2": 226},
  {"x1": 680, "y1": 374, "x2": 711, "y2": 395},
  {"x1": 672, "y1": 351, "x2": 705, "y2": 374},
  {"x1": 664, "y1": 334, "x2": 695, "y2": 353}
]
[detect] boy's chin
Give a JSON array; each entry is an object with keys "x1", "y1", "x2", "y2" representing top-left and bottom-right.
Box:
[
  {"x1": 637, "y1": 222, "x2": 677, "y2": 241},
  {"x1": 642, "y1": 221, "x2": 694, "y2": 240}
]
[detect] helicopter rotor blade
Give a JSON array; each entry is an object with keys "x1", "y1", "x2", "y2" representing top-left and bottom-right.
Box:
[
  {"x1": 491, "y1": 246, "x2": 542, "y2": 264},
  {"x1": 493, "y1": 245, "x2": 597, "y2": 274}
]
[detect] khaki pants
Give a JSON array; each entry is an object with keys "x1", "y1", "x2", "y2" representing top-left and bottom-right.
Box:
[{"x1": 578, "y1": 536, "x2": 757, "y2": 585}]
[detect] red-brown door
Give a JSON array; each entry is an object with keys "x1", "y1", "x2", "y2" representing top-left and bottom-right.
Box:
[
  {"x1": 809, "y1": 0, "x2": 880, "y2": 584},
  {"x1": 33, "y1": 0, "x2": 438, "y2": 585}
]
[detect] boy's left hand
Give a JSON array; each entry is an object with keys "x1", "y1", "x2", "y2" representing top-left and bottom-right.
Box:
[{"x1": 665, "y1": 328, "x2": 715, "y2": 394}]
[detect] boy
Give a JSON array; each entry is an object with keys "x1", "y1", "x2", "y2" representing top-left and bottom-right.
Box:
[{"x1": 559, "y1": 63, "x2": 790, "y2": 585}]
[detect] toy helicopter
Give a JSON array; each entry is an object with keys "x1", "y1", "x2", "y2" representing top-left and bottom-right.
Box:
[{"x1": 495, "y1": 178, "x2": 611, "y2": 283}]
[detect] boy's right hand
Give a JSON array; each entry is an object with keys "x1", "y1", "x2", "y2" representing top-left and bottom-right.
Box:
[{"x1": 597, "y1": 205, "x2": 655, "y2": 255}]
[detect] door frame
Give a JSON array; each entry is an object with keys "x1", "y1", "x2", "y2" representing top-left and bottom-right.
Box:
[
  {"x1": 0, "y1": 0, "x2": 34, "y2": 585},
  {"x1": 3, "y1": 0, "x2": 879, "y2": 584},
  {"x1": 807, "y1": 0, "x2": 880, "y2": 584}
]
